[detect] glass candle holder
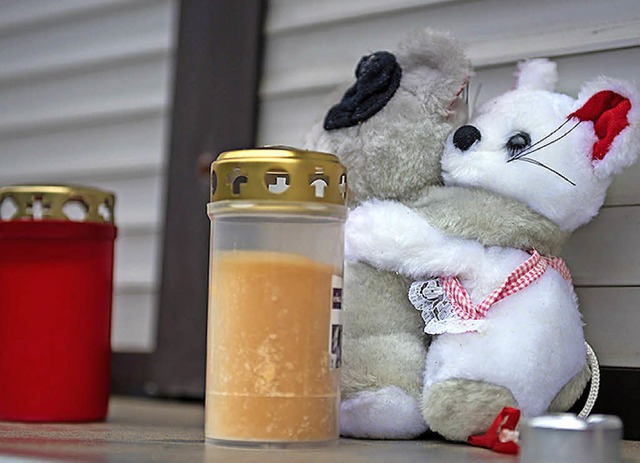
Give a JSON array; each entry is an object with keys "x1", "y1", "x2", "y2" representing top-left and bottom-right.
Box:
[
  {"x1": 205, "y1": 147, "x2": 347, "y2": 447},
  {"x1": 0, "y1": 185, "x2": 116, "y2": 422}
]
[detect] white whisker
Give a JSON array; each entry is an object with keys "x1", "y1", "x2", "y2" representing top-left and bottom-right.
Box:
[
  {"x1": 514, "y1": 157, "x2": 576, "y2": 186},
  {"x1": 513, "y1": 121, "x2": 581, "y2": 160}
]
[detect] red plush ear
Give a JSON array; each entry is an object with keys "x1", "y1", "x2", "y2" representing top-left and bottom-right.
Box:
[{"x1": 568, "y1": 90, "x2": 631, "y2": 161}]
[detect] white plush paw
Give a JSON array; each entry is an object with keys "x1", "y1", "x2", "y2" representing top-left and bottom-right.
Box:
[
  {"x1": 340, "y1": 386, "x2": 428, "y2": 439},
  {"x1": 344, "y1": 200, "x2": 386, "y2": 261},
  {"x1": 345, "y1": 200, "x2": 473, "y2": 279},
  {"x1": 345, "y1": 200, "x2": 425, "y2": 265}
]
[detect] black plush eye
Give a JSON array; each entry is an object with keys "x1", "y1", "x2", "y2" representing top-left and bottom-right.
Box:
[{"x1": 506, "y1": 132, "x2": 531, "y2": 157}]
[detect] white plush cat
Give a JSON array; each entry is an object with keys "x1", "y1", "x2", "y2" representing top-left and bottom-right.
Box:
[{"x1": 345, "y1": 59, "x2": 640, "y2": 441}]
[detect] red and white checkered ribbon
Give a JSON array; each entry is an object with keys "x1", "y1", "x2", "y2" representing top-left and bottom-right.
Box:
[{"x1": 441, "y1": 250, "x2": 572, "y2": 321}]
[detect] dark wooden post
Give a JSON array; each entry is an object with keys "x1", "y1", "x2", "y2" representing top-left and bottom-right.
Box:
[{"x1": 148, "y1": 0, "x2": 265, "y2": 398}]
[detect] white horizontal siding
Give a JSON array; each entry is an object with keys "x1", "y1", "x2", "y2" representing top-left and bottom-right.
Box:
[
  {"x1": 0, "y1": 115, "x2": 166, "y2": 182},
  {"x1": 0, "y1": 56, "x2": 171, "y2": 136},
  {"x1": 112, "y1": 291, "x2": 158, "y2": 353},
  {"x1": 266, "y1": 0, "x2": 455, "y2": 34},
  {"x1": 0, "y1": 0, "x2": 177, "y2": 352},
  {"x1": 563, "y1": 207, "x2": 640, "y2": 286},
  {"x1": 261, "y1": 0, "x2": 640, "y2": 99},
  {"x1": 0, "y1": 0, "x2": 136, "y2": 32},
  {"x1": 0, "y1": 0, "x2": 174, "y2": 81},
  {"x1": 115, "y1": 229, "x2": 161, "y2": 290},
  {"x1": 260, "y1": 0, "x2": 640, "y2": 367},
  {"x1": 579, "y1": 287, "x2": 640, "y2": 368}
]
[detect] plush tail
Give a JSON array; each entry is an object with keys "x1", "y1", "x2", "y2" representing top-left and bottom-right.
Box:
[{"x1": 578, "y1": 342, "x2": 600, "y2": 418}]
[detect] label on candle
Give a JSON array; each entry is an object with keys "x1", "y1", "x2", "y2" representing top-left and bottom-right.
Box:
[{"x1": 329, "y1": 275, "x2": 342, "y2": 370}]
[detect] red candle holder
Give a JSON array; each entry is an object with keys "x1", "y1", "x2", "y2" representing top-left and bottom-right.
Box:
[{"x1": 0, "y1": 185, "x2": 116, "y2": 422}]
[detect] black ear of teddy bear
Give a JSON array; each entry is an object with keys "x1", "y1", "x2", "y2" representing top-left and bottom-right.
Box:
[{"x1": 323, "y1": 51, "x2": 402, "y2": 131}]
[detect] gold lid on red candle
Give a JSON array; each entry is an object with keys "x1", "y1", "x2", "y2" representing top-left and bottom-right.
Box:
[
  {"x1": 210, "y1": 146, "x2": 347, "y2": 206},
  {"x1": 0, "y1": 185, "x2": 115, "y2": 224}
]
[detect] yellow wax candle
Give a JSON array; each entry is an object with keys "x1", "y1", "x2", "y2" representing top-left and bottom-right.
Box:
[{"x1": 205, "y1": 250, "x2": 340, "y2": 443}]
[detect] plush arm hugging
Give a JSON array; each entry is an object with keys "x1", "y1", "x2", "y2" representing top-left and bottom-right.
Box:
[{"x1": 345, "y1": 199, "x2": 486, "y2": 280}]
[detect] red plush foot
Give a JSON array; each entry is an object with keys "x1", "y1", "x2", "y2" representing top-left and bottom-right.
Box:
[{"x1": 467, "y1": 407, "x2": 521, "y2": 455}]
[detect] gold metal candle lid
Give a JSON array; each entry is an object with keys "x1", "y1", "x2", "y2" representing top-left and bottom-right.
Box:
[
  {"x1": 210, "y1": 146, "x2": 347, "y2": 206},
  {"x1": 0, "y1": 185, "x2": 115, "y2": 224}
]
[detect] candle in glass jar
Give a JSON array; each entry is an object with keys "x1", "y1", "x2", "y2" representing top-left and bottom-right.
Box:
[
  {"x1": 205, "y1": 147, "x2": 347, "y2": 446},
  {"x1": 206, "y1": 250, "x2": 340, "y2": 443}
]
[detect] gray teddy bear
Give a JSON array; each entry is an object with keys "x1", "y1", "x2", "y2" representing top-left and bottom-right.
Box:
[{"x1": 304, "y1": 29, "x2": 589, "y2": 440}]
